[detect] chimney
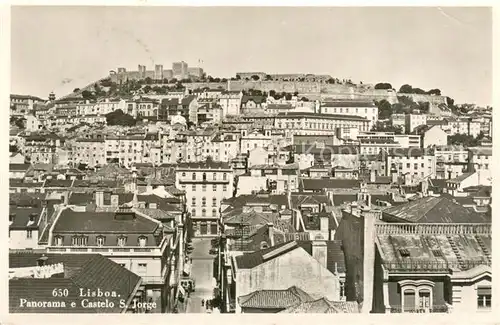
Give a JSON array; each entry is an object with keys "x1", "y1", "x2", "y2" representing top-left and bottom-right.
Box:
[
  {"x1": 110, "y1": 194, "x2": 119, "y2": 207},
  {"x1": 29, "y1": 213, "x2": 37, "y2": 223},
  {"x1": 390, "y1": 165, "x2": 398, "y2": 184},
  {"x1": 312, "y1": 240, "x2": 328, "y2": 269},
  {"x1": 267, "y1": 222, "x2": 274, "y2": 242},
  {"x1": 361, "y1": 207, "x2": 380, "y2": 313},
  {"x1": 37, "y1": 254, "x2": 48, "y2": 267},
  {"x1": 319, "y1": 214, "x2": 329, "y2": 234},
  {"x1": 370, "y1": 169, "x2": 376, "y2": 183},
  {"x1": 95, "y1": 190, "x2": 104, "y2": 207}
]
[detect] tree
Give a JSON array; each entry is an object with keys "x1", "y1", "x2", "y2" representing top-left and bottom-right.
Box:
[
  {"x1": 326, "y1": 78, "x2": 335, "y2": 84},
  {"x1": 14, "y1": 117, "x2": 26, "y2": 129},
  {"x1": 371, "y1": 121, "x2": 403, "y2": 135},
  {"x1": 145, "y1": 77, "x2": 153, "y2": 85},
  {"x1": 170, "y1": 78, "x2": 178, "y2": 84},
  {"x1": 301, "y1": 97, "x2": 309, "y2": 102},
  {"x1": 265, "y1": 75, "x2": 272, "y2": 81},
  {"x1": 81, "y1": 90, "x2": 94, "y2": 100},
  {"x1": 105, "y1": 109, "x2": 137, "y2": 126},
  {"x1": 374, "y1": 83, "x2": 392, "y2": 90},
  {"x1": 448, "y1": 133, "x2": 479, "y2": 147},
  {"x1": 446, "y1": 97, "x2": 455, "y2": 108},
  {"x1": 375, "y1": 99, "x2": 393, "y2": 119},
  {"x1": 284, "y1": 93, "x2": 293, "y2": 100},
  {"x1": 73, "y1": 88, "x2": 80, "y2": 93},
  {"x1": 221, "y1": 78, "x2": 228, "y2": 82},
  {"x1": 269, "y1": 90, "x2": 276, "y2": 97},
  {"x1": 251, "y1": 75, "x2": 260, "y2": 81},
  {"x1": 427, "y1": 88, "x2": 441, "y2": 96},
  {"x1": 235, "y1": 75, "x2": 241, "y2": 80},
  {"x1": 293, "y1": 91, "x2": 299, "y2": 96},
  {"x1": 143, "y1": 85, "x2": 152, "y2": 93},
  {"x1": 399, "y1": 84, "x2": 413, "y2": 93}
]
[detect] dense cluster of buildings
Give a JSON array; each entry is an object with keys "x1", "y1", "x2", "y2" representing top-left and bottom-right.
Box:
[{"x1": 9, "y1": 70, "x2": 493, "y2": 314}]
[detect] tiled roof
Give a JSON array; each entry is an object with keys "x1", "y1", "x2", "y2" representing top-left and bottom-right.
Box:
[
  {"x1": 53, "y1": 208, "x2": 160, "y2": 233},
  {"x1": 177, "y1": 160, "x2": 230, "y2": 169},
  {"x1": 10, "y1": 193, "x2": 44, "y2": 208},
  {"x1": 447, "y1": 172, "x2": 474, "y2": 184},
  {"x1": 9, "y1": 253, "x2": 140, "y2": 313},
  {"x1": 281, "y1": 298, "x2": 360, "y2": 313},
  {"x1": 234, "y1": 241, "x2": 300, "y2": 269},
  {"x1": 68, "y1": 192, "x2": 94, "y2": 205},
  {"x1": 9, "y1": 207, "x2": 42, "y2": 230},
  {"x1": 290, "y1": 192, "x2": 330, "y2": 209},
  {"x1": 382, "y1": 196, "x2": 490, "y2": 223},
  {"x1": 9, "y1": 163, "x2": 31, "y2": 171},
  {"x1": 238, "y1": 286, "x2": 313, "y2": 309},
  {"x1": 293, "y1": 144, "x2": 360, "y2": 155},
  {"x1": 134, "y1": 208, "x2": 177, "y2": 222},
  {"x1": 377, "y1": 231, "x2": 491, "y2": 272},
  {"x1": 302, "y1": 178, "x2": 361, "y2": 190},
  {"x1": 44, "y1": 179, "x2": 73, "y2": 188},
  {"x1": 222, "y1": 194, "x2": 287, "y2": 209},
  {"x1": 322, "y1": 101, "x2": 375, "y2": 108}
]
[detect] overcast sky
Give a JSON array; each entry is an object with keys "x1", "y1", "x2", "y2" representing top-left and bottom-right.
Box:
[{"x1": 11, "y1": 6, "x2": 492, "y2": 106}]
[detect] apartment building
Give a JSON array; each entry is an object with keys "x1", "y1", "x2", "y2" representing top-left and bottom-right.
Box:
[
  {"x1": 357, "y1": 132, "x2": 421, "y2": 148},
  {"x1": 219, "y1": 91, "x2": 244, "y2": 117},
  {"x1": 405, "y1": 114, "x2": 427, "y2": 133},
  {"x1": 105, "y1": 134, "x2": 158, "y2": 167},
  {"x1": 467, "y1": 147, "x2": 492, "y2": 186},
  {"x1": 321, "y1": 101, "x2": 378, "y2": 129},
  {"x1": 72, "y1": 138, "x2": 106, "y2": 168},
  {"x1": 434, "y1": 146, "x2": 468, "y2": 180},
  {"x1": 23, "y1": 133, "x2": 64, "y2": 164},
  {"x1": 175, "y1": 160, "x2": 234, "y2": 237},
  {"x1": 76, "y1": 99, "x2": 127, "y2": 116},
  {"x1": 384, "y1": 148, "x2": 436, "y2": 185},
  {"x1": 45, "y1": 192, "x2": 182, "y2": 313}
]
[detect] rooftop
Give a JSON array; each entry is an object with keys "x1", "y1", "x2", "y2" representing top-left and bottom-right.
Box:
[
  {"x1": 9, "y1": 253, "x2": 140, "y2": 313},
  {"x1": 238, "y1": 286, "x2": 313, "y2": 309},
  {"x1": 53, "y1": 208, "x2": 160, "y2": 233},
  {"x1": 281, "y1": 298, "x2": 360, "y2": 313},
  {"x1": 382, "y1": 196, "x2": 490, "y2": 223},
  {"x1": 301, "y1": 178, "x2": 361, "y2": 190}
]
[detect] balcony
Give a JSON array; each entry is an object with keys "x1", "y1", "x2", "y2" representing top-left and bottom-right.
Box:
[{"x1": 390, "y1": 305, "x2": 449, "y2": 313}]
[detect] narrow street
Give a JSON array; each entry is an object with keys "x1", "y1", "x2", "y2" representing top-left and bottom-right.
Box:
[{"x1": 186, "y1": 238, "x2": 216, "y2": 313}]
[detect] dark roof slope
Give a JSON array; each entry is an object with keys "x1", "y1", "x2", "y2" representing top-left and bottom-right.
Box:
[
  {"x1": 238, "y1": 286, "x2": 313, "y2": 309},
  {"x1": 382, "y1": 196, "x2": 491, "y2": 223},
  {"x1": 53, "y1": 209, "x2": 159, "y2": 233},
  {"x1": 296, "y1": 240, "x2": 346, "y2": 273},
  {"x1": 9, "y1": 253, "x2": 140, "y2": 313},
  {"x1": 234, "y1": 241, "x2": 300, "y2": 269}
]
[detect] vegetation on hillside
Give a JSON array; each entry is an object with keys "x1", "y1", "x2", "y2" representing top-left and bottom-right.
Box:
[{"x1": 105, "y1": 109, "x2": 138, "y2": 126}]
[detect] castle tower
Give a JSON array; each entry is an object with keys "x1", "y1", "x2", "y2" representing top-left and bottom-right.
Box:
[{"x1": 155, "y1": 64, "x2": 163, "y2": 80}]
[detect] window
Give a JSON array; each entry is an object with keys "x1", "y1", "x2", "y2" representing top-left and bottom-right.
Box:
[
  {"x1": 223, "y1": 173, "x2": 227, "y2": 180},
  {"x1": 192, "y1": 173, "x2": 196, "y2": 180},
  {"x1": 191, "y1": 208, "x2": 196, "y2": 217},
  {"x1": 202, "y1": 184, "x2": 207, "y2": 192},
  {"x1": 26, "y1": 230, "x2": 33, "y2": 239},
  {"x1": 182, "y1": 172, "x2": 186, "y2": 177},
  {"x1": 192, "y1": 184, "x2": 196, "y2": 191},
  {"x1": 202, "y1": 209, "x2": 206, "y2": 217},
  {"x1": 212, "y1": 184, "x2": 217, "y2": 191},
  {"x1": 138, "y1": 236, "x2": 147, "y2": 247},
  {"x1": 212, "y1": 208, "x2": 218, "y2": 217},
  {"x1": 118, "y1": 236, "x2": 127, "y2": 247},
  {"x1": 213, "y1": 172, "x2": 217, "y2": 180},
  {"x1": 55, "y1": 236, "x2": 63, "y2": 246},
  {"x1": 223, "y1": 185, "x2": 227, "y2": 192},
  {"x1": 212, "y1": 197, "x2": 217, "y2": 207},
  {"x1": 203, "y1": 173, "x2": 207, "y2": 181},
  {"x1": 137, "y1": 263, "x2": 147, "y2": 276},
  {"x1": 96, "y1": 236, "x2": 105, "y2": 247},
  {"x1": 477, "y1": 286, "x2": 492, "y2": 309},
  {"x1": 192, "y1": 197, "x2": 196, "y2": 206},
  {"x1": 71, "y1": 235, "x2": 88, "y2": 247},
  {"x1": 202, "y1": 197, "x2": 206, "y2": 206},
  {"x1": 399, "y1": 280, "x2": 435, "y2": 313},
  {"x1": 339, "y1": 280, "x2": 346, "y2": 300}
]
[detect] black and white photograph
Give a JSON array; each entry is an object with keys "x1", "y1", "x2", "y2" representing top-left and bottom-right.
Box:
[{"x1": 6, "y1": 5, "x2": 494, "y2": 316}]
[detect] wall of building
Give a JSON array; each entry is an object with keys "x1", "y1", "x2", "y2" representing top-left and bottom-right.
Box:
[
  {"x1": 236, "y1": 248, "x2": 339, "y2": 302},
  {"x1": 387, "y1": 277, "x2": 447, "y2": 308},
  {"x1": 451, "y1": 276, "x2": 491, "y2": 313},
  {"x1": 9, "y1": 229, "x2": 39, "y2": 249}
]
